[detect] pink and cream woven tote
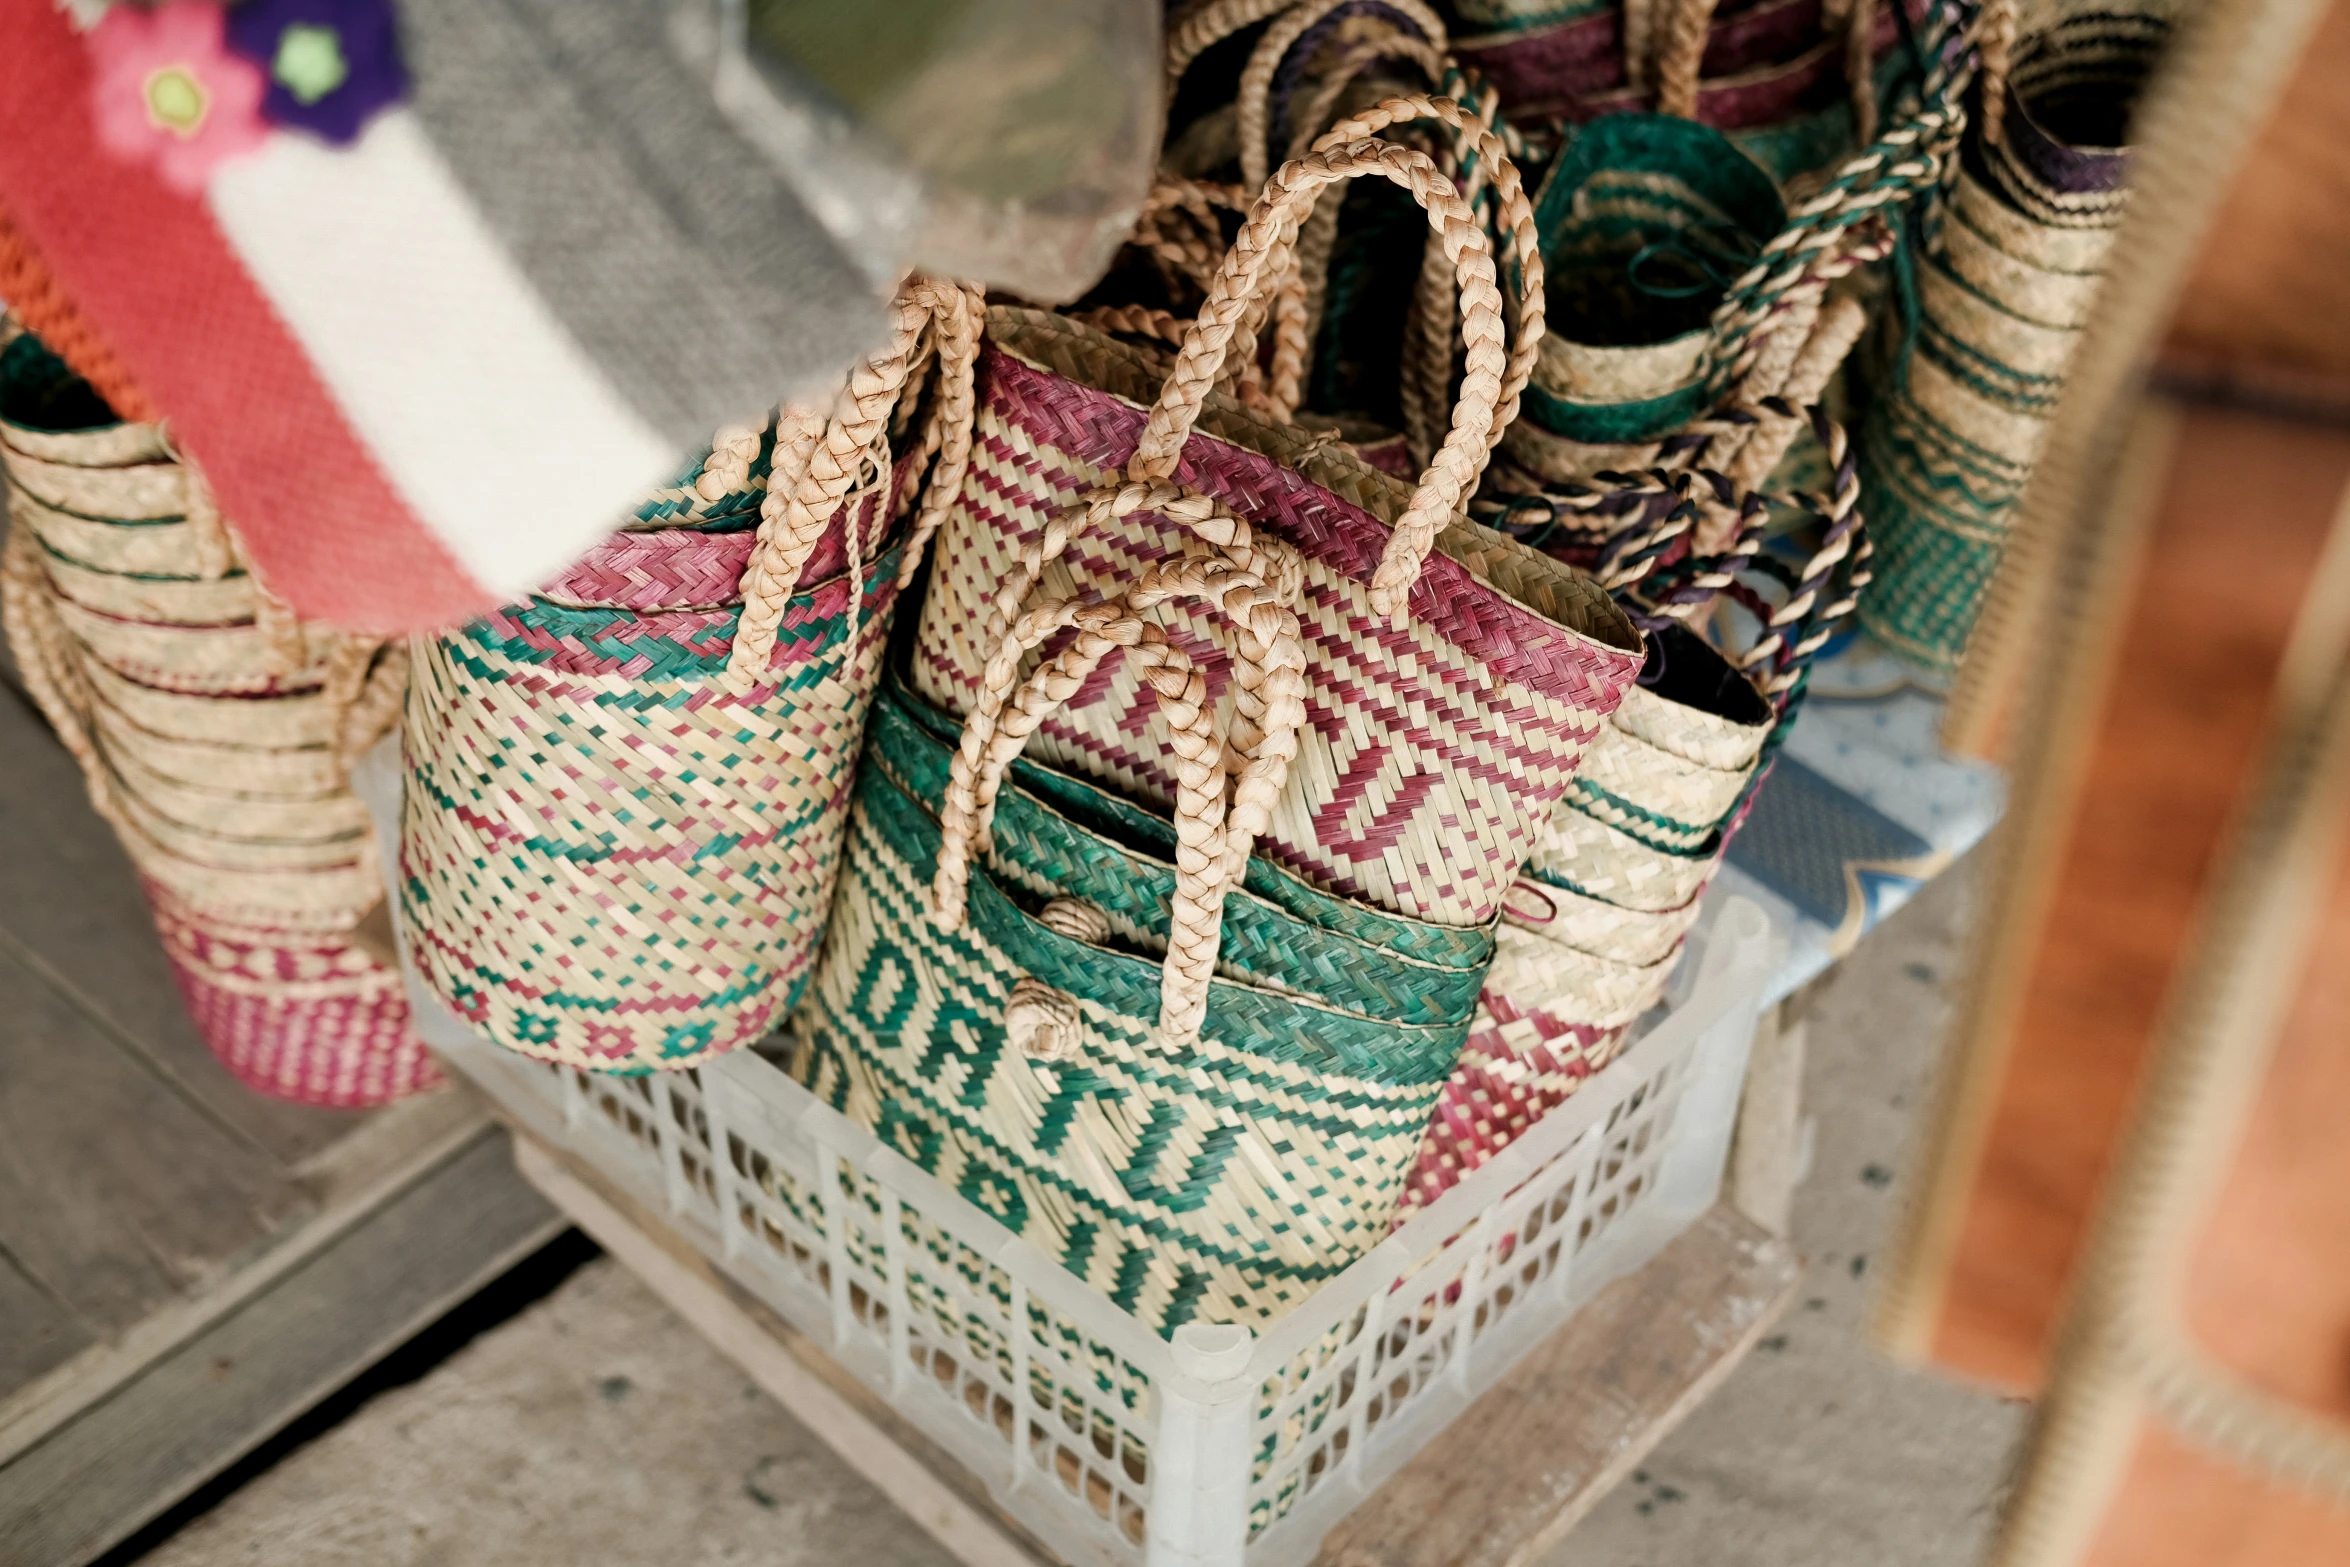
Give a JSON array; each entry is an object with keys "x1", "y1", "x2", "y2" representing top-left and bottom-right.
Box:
[
  {"x1": 0, "y1": 326, "x2": 430, "y2": 1108},
  {"x1": 912, "y1": 132, "x2": 1643, "y2": 928}
]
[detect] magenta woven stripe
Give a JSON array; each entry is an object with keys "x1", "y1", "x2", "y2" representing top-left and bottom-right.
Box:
[
  {"x1": 143, "y1": 879, "x2": 434, "y2": 1109},
  {"x1": 984, "y1": 348, "x2": 1633, "y2": 697},
  {"x1": 1397, "y1": 1016, "x2": 1626, "y2": 1216},
  {"x1": 534, "y1": 457, "x2": 908, "y2": 611}
]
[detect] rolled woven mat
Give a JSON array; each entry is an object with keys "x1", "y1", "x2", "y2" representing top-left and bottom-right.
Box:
[
  {"x1": 1855, "y1": 7, "x2": 2164, "y2": 673},
  {"x1": 400, "y1": 275, "x2": 985, "y2": 1074},
  {"x1": 0, "y1": 329, "x2": 431, "y2": 1108}
]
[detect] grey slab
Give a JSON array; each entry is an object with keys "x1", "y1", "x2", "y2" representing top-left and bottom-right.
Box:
[
  {"x1": 1549, "y1": 851, "x2": 2028, "y2": 1567},
  {"x1": 0, "y1": 939, "x2": 307, "y2": 1339},
  {"x1": 0, "y1": 1127, "x2": 561, "y2": 1567},
  {"x1": 0, "y1": 677, "x2": 360, "y2": 1168},
  {"x1": 0, "y1": 1249, "x2": 92, "y2": 1397}
]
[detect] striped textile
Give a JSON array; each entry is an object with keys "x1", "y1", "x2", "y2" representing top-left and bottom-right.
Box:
[
  {"x1": 912, "y1": 308, "x2": 1643, "y2": 928},
  {"x1": 0, "y1": 0, "x2": 881, "y2": 632},
  {"x1": 1856, "y1": 10, "x2": 2162, "y2": 672}
]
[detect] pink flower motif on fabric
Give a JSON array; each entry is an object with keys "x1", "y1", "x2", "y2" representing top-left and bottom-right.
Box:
[{"x1": 88, "y1": 2, "x2": 270, "y2": 194}]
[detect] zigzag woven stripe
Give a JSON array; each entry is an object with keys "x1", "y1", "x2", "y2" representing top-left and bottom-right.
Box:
[
  {"x1": 913, "y1": 329, "x2": 1641, "y2": 927},
  {"x1": 791, "y1": 752, "x2": 1459, "y2": 1335},
  {"x1": 542, "y1": 456, "x2": 903, "y2": 611},
  {"x1": 401, "y1": 532, "x2": 906, "y2": 1075}
]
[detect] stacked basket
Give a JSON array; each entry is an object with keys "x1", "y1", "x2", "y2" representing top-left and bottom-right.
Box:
[
  {"x1": 0, "y1": 329, "x2": 428, "y2": 1106},
  {"x1": 1856, "y1": 6, "x2": 2162, "y2": 672}
]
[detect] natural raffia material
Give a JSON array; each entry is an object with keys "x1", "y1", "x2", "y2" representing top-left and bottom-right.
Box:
[
  {"x1": 792, "y1": 578, "x2": 1477, "y2": 1333},
  {"x1": 0, "y1": 329, "x2": 428, "y2": 1107},
  {"x1": 913, "y1": 137, "x2": 1642, "y2": 929},
  {"x1": 1856, "y1": 8, "x2": 2161, "y2": 672},
  {"x1": 401, "y1": 276, "x2": 973, "y2": 1074}
]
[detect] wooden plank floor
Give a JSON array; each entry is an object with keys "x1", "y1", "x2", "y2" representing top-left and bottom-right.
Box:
[{"x1": 0, "y1": 662, "x2": 564, "y2": 1566}]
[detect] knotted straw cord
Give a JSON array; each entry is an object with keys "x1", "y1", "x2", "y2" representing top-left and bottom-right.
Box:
[
  {"x1": 1236, "y1": 0, "x2": 1450, "y2": 191},
  {"x1": 722, "y1": 286, "x2": 930, "y2": 694},
  {"x1": 1307, "y1": 94, "x2": 1543, "y2": 456},
  {"x1": 895, "y1": 278, "x2": 986, "y2": 586},
  {"x1": 697, "y1": 423, "x2": 764, "y2": 502},
  {"x1": 1654, "y1": 0, "x2": 1723, "y2": 119},
  {"x1": 1130, "y1": 136, "x2": 1508, "y2": 623},
  {"x1": 1727, "y1": 293, "x2": 1869, "y2": 491},
  {"x1": 1702, "y1": 0, "x2": 1979, "y2": 394},
  {"x1": 1735, "y1": 409, "x2": 1869, "y2": 695}
]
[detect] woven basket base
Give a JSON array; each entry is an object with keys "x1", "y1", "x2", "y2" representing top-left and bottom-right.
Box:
[{"x1": 143, "y1": 882, "x2": 438, "y2": 1108}]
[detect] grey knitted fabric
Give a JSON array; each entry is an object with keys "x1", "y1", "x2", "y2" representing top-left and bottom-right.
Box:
[{"x1": 399, "y1": 0, "x2": 886, "y2": 446}]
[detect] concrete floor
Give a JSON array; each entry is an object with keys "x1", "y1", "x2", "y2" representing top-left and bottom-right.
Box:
[{"x1": 138, "y1": 855, "x2": 2026, "y2": 1567}]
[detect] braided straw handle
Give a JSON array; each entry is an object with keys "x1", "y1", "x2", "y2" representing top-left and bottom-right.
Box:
[
  {"x1": 1133, "y1": 136, "x2": 1509, "y2": 623},
  {"x1": 932, "y1": 555, "x2": 1308, "y2": 1044},
  {"x1": 1304, "y1": 93, "x2": 1543, "y2": 456},
  {"x1": 723, "y1": 274, "x2": 983, "y2": 690},
  {"x1": 1235, "y1": 0, "x2": 1450, "y2": 192},
  {"x1": 1652, "y1": 0, "x2": 1722, "y2": 120}
]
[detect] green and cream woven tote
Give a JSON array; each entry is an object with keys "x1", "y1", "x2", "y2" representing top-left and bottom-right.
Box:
[{"x1": 793, "y1": 552, "x2": 1480, "y2": 1334}]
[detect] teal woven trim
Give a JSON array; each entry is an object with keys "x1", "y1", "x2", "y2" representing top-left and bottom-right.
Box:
[
  {"x1": 1854, "y1": 479, "x2": 2007, "y2": 670},
  {"x1": 796, "y1": 1030, "x2": 1387, "y2": 1290},
  {"x1": 866, "y1": 696, "x2": 1483, "y2": 1026},
  {"x1": 886, "y1": 676, "x2": 1494, "y2": 974},
  {"x1": 854, "y1": 754, "x2": 1468, "y2": 1087},
  {"x1": 1565, "y1": 774, "x2": 1724, "y2": 850},
  {"x1": 32, "y1": 533, "x2": 247, "y2": 585},
  {"x1": 1521, "y1": 373, "x2": 1711, "y2": 444},
  {"x1": 1534, "y1": 115, "x2": 1786, "y2": 257}
]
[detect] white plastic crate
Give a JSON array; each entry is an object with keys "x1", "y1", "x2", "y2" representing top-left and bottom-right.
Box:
[{"x1": 355, "y1": 745, "x2": 1775, "y2": 1567}]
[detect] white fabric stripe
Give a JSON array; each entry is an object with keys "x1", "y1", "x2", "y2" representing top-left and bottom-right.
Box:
[{"x1": 207, "y1": 111, "x2": 675, "y2": 597}]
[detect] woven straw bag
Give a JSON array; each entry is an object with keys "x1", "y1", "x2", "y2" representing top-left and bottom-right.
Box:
[
  {"x1": 1856, "y1": 6, "x2": 2162, "y2": 672},
  {"x1": 1403, "y1": 421, "x2": 1868, "y2": 1212},
  {"x1": 797, "y1": 542, "x2": 1481, "y2": 1332},
  {"x1": 0, "y1": 331, "x2": 428, "y2": 1107},
  {"x1": 913, "y1": 132, "x2": 1643, "y2": 929},
  {"x1": 399, "y1": 281, "x2": 982, "y2": 1075}
]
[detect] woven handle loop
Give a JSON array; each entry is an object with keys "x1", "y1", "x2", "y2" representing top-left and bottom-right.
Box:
[
  {"x1": 1132, "y1": 136, "x2": 1508, "y2": 623},
  {"x1": 1303, "y1": 92, "x2": 1543, "y2": 456},
  {"x1": 1235, "y1": 0, "x2": 1450, "y2": 192},
  {"x1": 933, "y1": 553, "x2": 1308, "y2": 1046},
  {"x1": 1652, "y1": 0, "x2": 1722, "y2": 120},
  {"x1": 1732, "y1": 409, "x2": 1870, "y2": 699}
]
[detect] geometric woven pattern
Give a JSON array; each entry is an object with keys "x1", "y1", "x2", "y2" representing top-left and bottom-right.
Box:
[
  {"x1": 912, "y1": 313, "x2": 1643, "y2": 928},
  {"x1": 144, "y1": 877, "x2": 437, "y2": 1107},
  {"x1": 1407, "y1": 631, "x2": 1776, "y2": 1210},
  {"x1": 792, "y1": 702, "x2": 1471, "y2": 1335},
  {"x1": 401, "y1": 518, "x2": 906, "y2": 1077}
]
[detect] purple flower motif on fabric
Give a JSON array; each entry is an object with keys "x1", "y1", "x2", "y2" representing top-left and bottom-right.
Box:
[{"x1": 223, "y1": 0, "x2": 406, "y2": 146}]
